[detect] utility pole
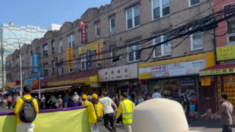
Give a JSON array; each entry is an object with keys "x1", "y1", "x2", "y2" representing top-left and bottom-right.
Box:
[{"x1": 1, "y1": 29, "x2": 4, "y2": 93}]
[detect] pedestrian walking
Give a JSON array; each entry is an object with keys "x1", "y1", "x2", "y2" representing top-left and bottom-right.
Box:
[
  {"x1": 7, "y1": 95, "x2": 12, "y2": 109},
  {"x1": 14, "y1": 86, "x2": 39, "y2": 132},
  {"x1": 99, "y1": 92, "x2": 117, "y2": 132},
  {"x1": 40, "y1": 95, "x2": 46, "y2": 109},
  {"x1": 212, "y1": 93, "x2": 234, "y2": 132},
  {"x1": 63, "y1": 94, "x2": 69, "y2": 108},
  {"x1": 72, "y1": 92, "x2": 79, "y2": 107},
  {"x1": 57, "y1": 95, "x2": 63, "y2": 108},
  {"x1": 152, "y1": 89, "x2": 162, "y2": 99},
  {"x1": 116, "y1": 92, "x2": 135, "y2": 132},
  {"x1": 91, "y1": 93, "x2": 103, "y2": 132},
  {"x1": 82, "y1": 94, "x2": 99, "y2": 132}
]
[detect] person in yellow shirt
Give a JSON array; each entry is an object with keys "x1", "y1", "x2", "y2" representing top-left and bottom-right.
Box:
[
  {"x1": 116, "y1": 92, "x2": 135, "y2": 132},
  {"x1": 91, "y1": 93, "x2": 103, "y2": 132},
  {"x1": 14, "y1": 86, "x2": 39, "y2": 132},
  {"x1": 82, "y1": 94, "x2": 102, "y2": 132}
]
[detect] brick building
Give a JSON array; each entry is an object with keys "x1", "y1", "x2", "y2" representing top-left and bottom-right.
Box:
[{"x1": 6, "y1": 0, "x2": 216, "y2": 113}]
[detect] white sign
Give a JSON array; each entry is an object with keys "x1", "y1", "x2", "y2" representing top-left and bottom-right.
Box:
[
  {"x1": 151, "y1": 65, "x2": 169, "y2": 77},
  {"x1": 169, "y1": 62, "x2": 186, "y2": 76}
]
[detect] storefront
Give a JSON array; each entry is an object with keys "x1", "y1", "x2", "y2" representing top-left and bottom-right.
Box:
[
  {"x1": 98, "y1": 63, "x2": 139, "y2": 97},
  {"x1": 199, "y1": 45, "x2": 235, "y2": 112},
  {"x1": 139, "y1": 52, "x2": 215, "y2": 113}
]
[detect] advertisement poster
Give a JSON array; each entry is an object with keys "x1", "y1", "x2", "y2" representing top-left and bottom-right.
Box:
[
  {"x1": 32, "y1": 54, "x2": 39, "y2": 73},
  {"x1": 151, "y1": 65, "x2": 169, "y2": 78},
  {"x1": 169, "y1": 62, "x2": 186, "y2": 76}
]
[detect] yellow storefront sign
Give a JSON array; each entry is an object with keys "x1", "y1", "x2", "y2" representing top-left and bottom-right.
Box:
[
  {"x1": 47, "y1": 77, "x2": 89, "y2": 86},
  {"x1": 201, "y1": 77, "x2": 211, "y2": 86},
  {"x1": 200, "y1": 67, "x2": 235, "y2": 76},
  {"x1": 217, "y1": 45, "x2": 235, "y2": 61},
  {"x1": 139, "y1": 73, "x2": 152, "y2": 80},
  {"x1": 89, "y1": 75, "x2": 98, "y2": 82},
  {"x1": 66, "y1": 48, "x2": 73, "y2": 68},
  {"x1": 78, "y1": 39, "x2": 104, "y2": 55}
]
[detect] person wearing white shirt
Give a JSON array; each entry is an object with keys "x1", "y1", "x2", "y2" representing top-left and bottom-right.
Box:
[{"x1": 99, "y1": 92, "x2": 117, "y2": 132}]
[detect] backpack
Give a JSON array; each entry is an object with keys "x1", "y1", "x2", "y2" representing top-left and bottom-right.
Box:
[{"x1": 19, "y1": 97, "x2": 37, "y2": 123}]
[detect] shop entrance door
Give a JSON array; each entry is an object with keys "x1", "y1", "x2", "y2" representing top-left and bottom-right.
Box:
[{"x1": 199, "y1": 81, "x2": 217, "y2": 113}]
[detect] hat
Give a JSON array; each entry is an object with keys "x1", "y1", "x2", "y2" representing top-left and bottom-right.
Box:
[
  {"x1": 82, "y1": 94, "x2": 88, "y2": 99},
  {"x1": 92, "y1": 94, "x2": 98, "y2": 99},
  {"x1": 132, "y1": 99, "x2": 190, "y2": 132}
]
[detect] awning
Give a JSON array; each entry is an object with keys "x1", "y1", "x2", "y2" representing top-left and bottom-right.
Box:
[
  {"x1": 200, "y1": 63, "x2": 235, "y2": 76},
  {"x1": 31, "y1": 85, "x2": 72, "y2": 94}
]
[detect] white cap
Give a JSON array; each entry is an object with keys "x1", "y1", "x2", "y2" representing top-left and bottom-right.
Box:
[{"x1": 132, "y1": 98, "x2": 190, "y2": 132}]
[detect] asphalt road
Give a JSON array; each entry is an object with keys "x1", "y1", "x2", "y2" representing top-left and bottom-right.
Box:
[{"x1": 0, "y1": 108, "x2": 234, "y2": 132}]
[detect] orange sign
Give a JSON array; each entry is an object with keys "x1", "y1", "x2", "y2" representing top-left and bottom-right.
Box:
[
  {"x1": 32, "y1": 80, "x2": 39, "y2": 86},
  {"x1": 201, "y1": 77, "x2": 211, "y2": 86},
  {"x1": 67, "y1": 48, "x2": 73, "y2": 68}
]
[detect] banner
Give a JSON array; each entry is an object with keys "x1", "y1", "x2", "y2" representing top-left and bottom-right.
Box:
[
  {"x1": 24, "y1": 77, "x2": 38, "y2": 86},
  {"x1": 200, "y1": 67, "x2": 235, "y2": 76},
  {"x1": 78, "y1": 39, "x2": 104, "y2": 55},
  {"x1": 32, "y1": 54, "x2": 39, "y2": 73},
  {"x1": 80, "y1": 21, "x2": 87, "y2": 44},
  {"x1": 0, "y1": 107, "x2": 91, "y2": 132},
  {"x1": 217, "y1": 45, "x2": 235, "y2": 61},
  {"x1": 66, "y1": 48, "x2": 73, "y2": 68},
  {"x1": 86, "y1": 50, "x2": 91, "y2": 68},
  {"x1": 139, "y1": 59, "x2": 205, "y2": 79}
]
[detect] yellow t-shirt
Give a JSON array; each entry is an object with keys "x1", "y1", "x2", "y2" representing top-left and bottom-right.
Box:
[
  {"x1": 14, "y1": 94, "x2": 39, "y2": 123},
  {"x1": 83, "y1": 101, "x2": 103, "y2": 124}
]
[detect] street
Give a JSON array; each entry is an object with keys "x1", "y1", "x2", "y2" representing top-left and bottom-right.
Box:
[{"x1": 0, "y1": 108, "x2": 234, "y2": 132}]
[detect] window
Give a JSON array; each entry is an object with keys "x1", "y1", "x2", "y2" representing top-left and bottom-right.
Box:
[
  {"x1": 44, "y1": 63, "x2": 48, "y2": 76},
  {"x1": 191, "y1": 32, "x2": 203, "y2": 50},
  {"x1": 189, "y1": 0, "x2": 200, "y2": 7},
  {"x1": 52, "y1": 61, "x2": 56, "y2": 74},
  {"x1": 21, "y1": 56, "x2": 24, "y2": 63},
  {"x1": 81, "y1": 54, "x2": 87, "y2": 70},
  {"x1": 110, "y1": 17, "x2": 115, "y2": 35},
  {"x1": 126, "y1": 5, "x2": 140, "y2": 29},
  {"x1": 59, "y1": 40, "x2": 63, "y2": 53},
  {"x1": 43, "y1": 44, "x2": 48, "y2": 57},
  {"x1": 67, "y1": 34, "x2": 75, "y2": 48},
  {"x1": 51, "y1": 41, "x2": 55, "y2": 54},
  {"x1": 95, "y1": 23, "x2": 100, "y2": 39},
  {"x1": 153, "y1": 35, "x2": 171, "y2": 57},
  {"x1": 127, "y1": 41, "x2": 141, "y2": 62},
  {"x1": 152, "y1": 0, "x2": 170, "y2": 20},
  {"x1": 227, "y1": 19, "x2": 235, "y2": 44},
  {"x1": 60, "y1": 66, "x2": 64, "y2": 75}
]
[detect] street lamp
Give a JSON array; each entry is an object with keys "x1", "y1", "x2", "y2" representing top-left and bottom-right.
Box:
[{"x1": 0, "y1": 27, "x2": 23, "y2": 96}]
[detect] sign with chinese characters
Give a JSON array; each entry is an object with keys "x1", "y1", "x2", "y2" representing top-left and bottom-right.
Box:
[
  {"x1": 86, "y1": 50, "x2": 91, "y2": 68},
  {"x1": 66, "y1": 48, "x2": 73, "y2": 68},
  {"x1": 201, "y1": 77, "x2": 211, "y2": 86},
  {"x1": 200, "y1": 67, "x2": 235, "y2": 76},
  {"x1": 47, "y1": 77, "x2": 90, "y2": 86},
  {"x1": 32, "y1": 54, "x2": 39, "y2": 73},
  {"x1": 80, "y1": 21, "x2": 87, "y2": 43},
  {"x1": 78, "y1": 39, "x2": 104, "y2": 55},
  {"x1": 217, "y1": 45, "x2": 235, "y2": 61},
  {"x1": 139, "y1": 59, "x2": 206, "y2": 79}
]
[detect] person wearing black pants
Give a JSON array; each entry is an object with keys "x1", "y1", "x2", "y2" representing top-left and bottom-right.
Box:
[{"x1": 99, "y1": 92, "x2": 118, "y2": 132}]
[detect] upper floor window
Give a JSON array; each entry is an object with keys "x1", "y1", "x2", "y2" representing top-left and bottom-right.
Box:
[
  {"x1": 67, "y1": 34, "x2": 75, "y2": 48},
  {"x1": 152, "y1": 0, "x2": 170, "y2": 20},
  {"x1": 60, "y1": 66, "x2": 64, "y2": 75},
  {"x1": 51, "y1": 41, "x2": 55, "y2": 54},
  {"x1": 189, "y1": 0, "x2": 200, "y2": 7},
  {"x1": 227, "y1": 19, "x2": 235, "y2": 44},
  {"x1": 44, "y1": 63, "x2": 49, "y2": 76},
  {"x1": 43, "y1": 44, "x2": 48, "y2": 57},
  {"x1": 153, "y1": 35, "x2": 171, "y2": 57},
  {"x1": 95, "y1": 23, "x2": 100, "y2": 39},
  {"x1": 110, "y1": 17, "x2": 115, "y2": 35},
  {"x1": 81, "y1": 54, "x2": 87, "y2": 70},
  {"x1": 126, "y1": 5, "x2": 140, "y2": 29},
  {"x1": 191, "y1": 32, "x2": 203, "y2": 50},
  {"x1": 52, "y1": 61, "x2": 56, "y2": 74},
  {"x1": 59, "y1": 40, "x2": 63, "y2": 53},
  {"x1": 127, "y1": 41, "x2": 141, "y2": 62}
]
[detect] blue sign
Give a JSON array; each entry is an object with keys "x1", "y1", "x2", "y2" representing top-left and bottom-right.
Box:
[
  {"x1": 32, "y1": 54, "x2": 39, "y2": 73},
  {"x1": 86, "y1": 50, "x2": 91, "y2": 67},
  {"x1": 24, "y1": 77, "x2": 38, "y2": 86}
]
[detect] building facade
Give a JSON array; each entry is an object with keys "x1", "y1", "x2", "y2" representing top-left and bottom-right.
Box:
[
  {"x1": 6, "y1": 0, "x2": 217, "y2": 113},
  {"x1": 1, "y1": 22, "x2": 47, "y2": 89}
]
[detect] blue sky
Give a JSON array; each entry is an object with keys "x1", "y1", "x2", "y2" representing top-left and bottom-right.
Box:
[{"x1": 0, "y1": 0, "x2": 110, "y2": 28}]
